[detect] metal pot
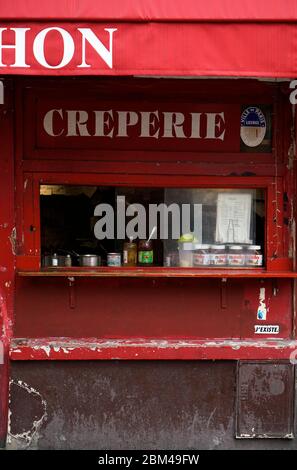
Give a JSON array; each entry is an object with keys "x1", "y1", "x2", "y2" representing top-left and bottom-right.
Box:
[
  {"x1": 79, "y1": 254, "x2": 101, "y2": 267},
  {"x1": 43, "y1": 254, "x2": 72, "y2": 267}
]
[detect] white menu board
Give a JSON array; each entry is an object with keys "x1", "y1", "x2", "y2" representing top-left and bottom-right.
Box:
[{"x1": 215, "y1": 192, "x2": 252, "y2": 244}]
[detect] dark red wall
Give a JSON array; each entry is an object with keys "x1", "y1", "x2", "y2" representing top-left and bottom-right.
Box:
[{"x1": 15, "y1": 277, "x2": 293, "y2": 340}]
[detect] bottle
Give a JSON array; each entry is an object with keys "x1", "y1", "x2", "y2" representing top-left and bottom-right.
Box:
[
  {"x1": 65, "y1": 254, "x2": 72, "y2": 267},
  {"x1": 227, "y1": 219, "x2": 235, "y2": 243},
  {"x1": 123, "y1": 238, "x2": 137, "y2": 266},
  {"x1": 51, "y1": 253, "x2": 58, "y2": 267},
  {"x1": 138, "y1": 239, "x2": 154, "y2": 266}
]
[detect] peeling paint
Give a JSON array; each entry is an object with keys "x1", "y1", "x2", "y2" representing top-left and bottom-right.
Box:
[
  {"x1": 8, "y1": 379, "x2": 48, "y2": 449},
  {"x1": 237, "y1": 432, "x2": 294, "y2": 440},
  {"x1": 33, "y1": 345, "x2": 51, "y2": 357},
  {"x1": 10, "y1": 336, "x2": 297, "y2": 360},
  {"x1": 8, "y1": 226, "x2": 16, "y2": 256}
]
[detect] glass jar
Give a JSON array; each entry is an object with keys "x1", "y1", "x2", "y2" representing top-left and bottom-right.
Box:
[
  {"x1": 245, "y1": 245, "x2": 263, "y2": 266},
  {"x1": 123, "y1": 241, "x2": 137, "y2": 266},
  {"x1": 227, "y1": 245, "x2": 245, "y2": 266},
  {"x1": 165, "y1": 251, "x2": 179, "y2": 267},
  {"x1": 138, "y1": 240, "x2": 154, "y2": 266},
  {"x1": 193, "y1": 244, "x2": 210, "y2": 266},
  {"x1": 107, "y1": 253, "x2": 121, "y2": 266},
  {"x1": 65, "y1": 254, "x2": 72, "y2": 267},
  {"x1": 210, "y1": 245, "x2": 227, "y2": 266}
]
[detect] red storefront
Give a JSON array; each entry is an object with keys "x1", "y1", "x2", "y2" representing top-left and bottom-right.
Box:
[{"x1": 0, "y1": 0, "x2": 297, "y2": 449}]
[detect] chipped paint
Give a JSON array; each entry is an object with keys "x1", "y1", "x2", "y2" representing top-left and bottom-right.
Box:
[
  {"x1": 8, "y1": 379, "x2": 48, "y2": 449},
  {"x1": 11, "y1": 337, "x2": 297, "y2": 350},
  {"x1": 9, "y1": 337, "x2": 297, "y2": 363},
  {"x1": 33, "y1": 345, "x2": 51, "y2": 357},
  {"x1": 0, "y1": 292, "x2": 12, "y2": 342},
  {"x1": 8, "y1": 227, "x2": 16, "y2": 256},
  {"x1": 237, "y1": 432, "x2": 294, "y2": 439}
]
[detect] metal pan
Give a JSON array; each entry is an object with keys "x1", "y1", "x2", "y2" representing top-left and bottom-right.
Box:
[{"x1": 79, "y1": 254, "x2": 101, "y2": 267}]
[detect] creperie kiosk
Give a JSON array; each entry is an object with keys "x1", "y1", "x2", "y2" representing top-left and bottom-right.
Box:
[{"x1": 0, "y1": 1, "x2": 297, "y2": 449}]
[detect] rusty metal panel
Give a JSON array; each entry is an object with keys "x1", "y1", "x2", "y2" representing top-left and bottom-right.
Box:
[
  {"x1": 8, "y1": 361, "x2": 297, "y2": 449},
  {"x1": 236, "y1": 361, "x2": 295, "y2": 439},
  {"x1": 9, "y1": 361, "x2": 237, "y2": 450}
]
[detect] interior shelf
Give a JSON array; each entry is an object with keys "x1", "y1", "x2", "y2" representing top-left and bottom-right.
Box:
[{"x1": 17, "y1": 267, "x2": 297, "y2": 278}]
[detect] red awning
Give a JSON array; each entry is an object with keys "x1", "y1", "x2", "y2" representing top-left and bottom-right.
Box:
[{"x1": 0, "y1": 0, "x2": 296, "y2": 77}]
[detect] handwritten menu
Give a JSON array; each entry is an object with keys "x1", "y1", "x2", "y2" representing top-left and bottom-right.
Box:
[{"x1": 215, "y1": 192, "x2": 252, "y2": 244}]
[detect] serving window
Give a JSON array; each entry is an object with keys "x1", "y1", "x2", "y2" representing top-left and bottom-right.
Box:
[
  {"x1": 15, "y1": 174, "x2": 293, "y2": 345},
  {"x1": 40, "y1": 184, "x2": 265, "y2": 269}
]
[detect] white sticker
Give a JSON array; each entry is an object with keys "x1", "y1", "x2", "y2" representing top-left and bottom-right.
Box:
[
  {"x1": 257, "y1": 287, "x2": 267, "y2": 321},
  {"x1": 254, "y1": 325, "x2": 280, "y2": 335}
]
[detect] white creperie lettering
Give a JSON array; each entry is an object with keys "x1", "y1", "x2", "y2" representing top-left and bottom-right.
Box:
[
  {"x1": 43, "y1": 108, "x2": 226, "y2": 140},
  {"x1": 0, "y1": 27, "x2": 117, "y2": 69}
]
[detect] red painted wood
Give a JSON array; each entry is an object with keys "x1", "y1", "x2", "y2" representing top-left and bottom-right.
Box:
[
  {"x1": 16, "y1": 268, "x2": 297, "y2": 278},
  {"x1": 9, "y1": 338, "x2": 297, "y2": 361},
  {"x1": 10, "y1": 78, "x2": 296, "y2": 360},
  {"x1": 16, "y1": 255, "x2": 40, "y2": 271},
  {"x1": 14, "y1": 277, "x2": 292, "y2": 340},
  {"x1": 36, "y1": 102, "x2": 241, "y2": 153},
  {"x1": 0, "y1": 80, "x2": 15, "y2": 446},
  {"x1": 22, "y1": 160, "x2": 287, "y2": 178},
  {"x1": 22, "y1": 79, "x2": 277, "y2": 163}
]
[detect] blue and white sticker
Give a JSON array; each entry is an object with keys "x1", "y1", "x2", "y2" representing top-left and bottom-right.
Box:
[
  {"x1": 240, "y1": 106, "x2": 266, "y2": 147},
  {"x1": 257, "y1": 287, "x2": 267, "y2": 320}
]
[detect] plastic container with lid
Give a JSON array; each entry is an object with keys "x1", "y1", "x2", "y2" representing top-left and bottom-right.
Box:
[
  {"x1": 210, "y1": 245, "x2": 227, "y2": 266},
  {"x1": 227, "y1": 245, "x2": 245, "y2": 266},
  {"x1": 178, "y1": 242, "x2": 193, "y2": 267},
  {"x1": 193, "y1": 244, "x2": 211, "y2": 266},
  {"x1": 245, "y1": 245, "x2": 263, "y2": 266}
]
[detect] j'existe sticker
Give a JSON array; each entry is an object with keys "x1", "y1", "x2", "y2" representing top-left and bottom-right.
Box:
[
  {"x1": 254, "y1": 325, "x2": 280, "y2": 334},
  {"x1": 240, "y1": 106, "x2": 266, "y2": 147}
]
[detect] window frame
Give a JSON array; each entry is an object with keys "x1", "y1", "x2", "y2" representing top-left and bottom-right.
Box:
[{"x1": 16, "y1": 172, "x2": 289, "y2": 273}]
